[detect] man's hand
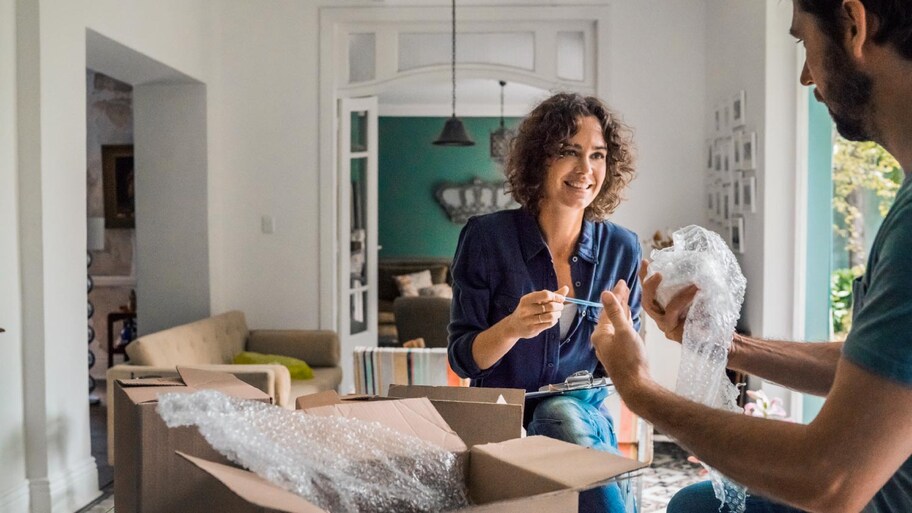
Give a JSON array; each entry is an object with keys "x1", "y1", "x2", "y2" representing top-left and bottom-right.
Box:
[
  {"x1": 592, "y1": 280, "x2": 650, "y2": 392},
  {"x1": 639, "y1": 259, "x2": 698, "y2": 343},
  {"x1": 506, "y1": 285, "x2": 569, "y2": 340}
]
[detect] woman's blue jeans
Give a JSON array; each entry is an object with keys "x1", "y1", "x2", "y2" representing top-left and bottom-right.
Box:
[
  {"x1": 526, "y1": 388, "x2": 634, "y2": 513},
  {"x1": 668, "y1": 481, "x2": 805, "y2": 513}
]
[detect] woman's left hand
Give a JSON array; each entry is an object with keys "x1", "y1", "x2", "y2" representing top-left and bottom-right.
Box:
[{"x1": 505, "y1": 285, "x2": 569, "y2": 340}]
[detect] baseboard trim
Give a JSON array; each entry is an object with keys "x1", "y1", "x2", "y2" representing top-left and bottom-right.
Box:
[
  {"x1": 0, "y1": 481, "x2": 30, "y2": 513},
  {"x1": 30, "y1": 456, "x2": 101, "y2": 513}
]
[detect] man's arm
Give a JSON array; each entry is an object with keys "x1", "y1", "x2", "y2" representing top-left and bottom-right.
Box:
[
  {"x1": 728, "y1": 334, "x2": 842, "y2": 396},
  {"x1": 595, "y1": 286, "x2": 912, "y2": 513},
  {"x1": 639, "y1": 260, "x2": 841, "y2": 395}
]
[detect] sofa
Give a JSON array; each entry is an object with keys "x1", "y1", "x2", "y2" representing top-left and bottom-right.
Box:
[
  {"x1": 105, "y1": 310, "x2": 341, "y2": 463},
  {"x1": 377, "y1": 258, "x2": 452, "y2": 342}
]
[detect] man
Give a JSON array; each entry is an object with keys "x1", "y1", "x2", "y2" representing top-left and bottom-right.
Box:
[{"x1": 592, "y1": 1, "x2": 912, "y2": 511}]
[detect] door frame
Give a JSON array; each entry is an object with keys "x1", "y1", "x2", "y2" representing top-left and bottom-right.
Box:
[{"x1": 317, "y1": 6, "x2": 611, "y2": 347}]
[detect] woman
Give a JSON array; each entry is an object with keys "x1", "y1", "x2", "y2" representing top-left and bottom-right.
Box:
[{"x1": 447, "y1": 92, "x2": 642, "y2": 513}]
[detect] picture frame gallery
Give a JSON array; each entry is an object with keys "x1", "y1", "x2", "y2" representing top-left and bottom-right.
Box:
[{"x1": 707, "y1": 90, "x2": 757, "y2": 253}]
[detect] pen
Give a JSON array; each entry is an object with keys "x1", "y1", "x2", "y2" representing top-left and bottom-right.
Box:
[{"x1": 563, "y1": 297, "x2": 603, "y2": 308}]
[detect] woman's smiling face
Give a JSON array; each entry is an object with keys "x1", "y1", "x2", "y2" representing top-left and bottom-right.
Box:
[{"x1": 540, "y1": 115, "x2": 608, "y2": 215}]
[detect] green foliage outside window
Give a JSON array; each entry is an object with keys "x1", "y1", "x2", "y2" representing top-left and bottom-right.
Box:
[
  {"x1": 830, "y1": 266, "x2": 863, "y2": 339},
  {"x1": 833, "y1": 138, "x2": 902, "y2": 262},
  {"x1": 830, "y1": 137, "x2": 902, "y2": 338}
]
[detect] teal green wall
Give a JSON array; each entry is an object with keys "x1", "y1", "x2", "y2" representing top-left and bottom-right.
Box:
[
  {"x1": 803, "y1": 94, "x2": 834, "y2": 423},
  {"x1": 378, "y1": 116, "x2": 520, "y2": 259}
]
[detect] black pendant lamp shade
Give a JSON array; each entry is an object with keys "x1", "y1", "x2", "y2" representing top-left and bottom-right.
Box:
[
  {"x1": 433, "y1": 0, "x2": 475, "y2": 146},
  {"x1": 435, "y1": 117, "x2": 475, "y2": 146}
]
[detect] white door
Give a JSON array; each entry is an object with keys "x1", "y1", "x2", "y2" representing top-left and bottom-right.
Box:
[{"x1": 337, "y1": 96, "x2": 378, "y2": 393}]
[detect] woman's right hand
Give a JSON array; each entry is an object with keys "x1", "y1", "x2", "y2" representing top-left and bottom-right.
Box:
[{"x1": 507, "y1": 286, "x2": 569, "y2": 340}]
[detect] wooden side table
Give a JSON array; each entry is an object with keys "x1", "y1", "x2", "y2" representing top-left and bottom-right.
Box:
[{"x1": 107, "y1": 311, "x2": 136, "y2": 368}]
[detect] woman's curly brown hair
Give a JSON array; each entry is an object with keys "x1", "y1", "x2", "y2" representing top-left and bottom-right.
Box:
[{"x1": 505, "y1": 92, "x2": 636, "y2": 221}]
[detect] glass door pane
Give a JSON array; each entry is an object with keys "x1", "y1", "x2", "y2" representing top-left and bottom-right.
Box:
[
  {"x1": 350, "y1": 156, "x2": 368, "y2": 335},
  {"x1": 338, "y1": 97, "x2": 378, "y2": 394}
]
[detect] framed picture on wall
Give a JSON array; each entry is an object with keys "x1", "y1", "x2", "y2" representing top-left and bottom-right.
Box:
[
  {"x1": 741, "y1": 131, "x2": 757, "y2": 170},
  {"x1": 730, "y1": 215, "x2": 745, "y2": 254},
  {"x1": 102, "y1": 144, "x2": 135, "y2": 229},
  {"x1": 732, "y1": 171, "x2": 743, "y2": 211},
  {"x1": 741, "y1": 172, "x2": 757, "y2": 213},
  {"x1": 732, "y1": 90, "x2": 746, "y2": 127},
  {"x1": 707, "y1": 139, "x2": 715, "y2": 171}
]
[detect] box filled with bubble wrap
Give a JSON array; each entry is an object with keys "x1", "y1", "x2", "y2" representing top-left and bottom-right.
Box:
[
  {"x1": 162, "y1": 385, "x2": 645, "y2": 512},
  {"x1": 113, "y1": 367, "x2": 273, "y2": 513}
]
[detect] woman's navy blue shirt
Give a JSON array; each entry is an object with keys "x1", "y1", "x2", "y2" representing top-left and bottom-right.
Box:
[{"x1": 447, "y1": 208, "x2": 643, "y2": 392}]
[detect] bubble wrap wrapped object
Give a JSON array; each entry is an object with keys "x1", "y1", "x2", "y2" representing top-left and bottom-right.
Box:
[
  {"x1": 647, "y1": 225, "x2": 748, "y2": 513},
  {"x1": 157, "y1": 390, "x2": 470, "y2": 513}
]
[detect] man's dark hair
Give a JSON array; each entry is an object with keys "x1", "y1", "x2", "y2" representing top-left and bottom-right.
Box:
[
  {"x1": 505, "y1": 93, "x2": 636, "y2": 221},
  {"x1": 795, "y1": 0, "x2": 912, "y2": 59}
]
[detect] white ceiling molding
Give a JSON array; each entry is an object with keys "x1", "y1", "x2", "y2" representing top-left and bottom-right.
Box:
[{"x1": 326, "y1": 6, "x2": 601, "y2": 110}]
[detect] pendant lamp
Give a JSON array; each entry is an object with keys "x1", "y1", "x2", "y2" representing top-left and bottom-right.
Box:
[
  {"x1": 433, "y1": 0, "x2": 475, "y2": 146},
  {"x1": 490, "y1": 80, "x2": 515, "y2": 163}
]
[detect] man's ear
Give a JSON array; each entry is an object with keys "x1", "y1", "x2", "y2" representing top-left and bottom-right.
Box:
[{"x1": 842, "y1": 0, "x2": 870, "y2": 59}]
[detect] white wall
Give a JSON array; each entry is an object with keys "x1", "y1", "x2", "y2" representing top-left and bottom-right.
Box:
[
  {"x1": 607, "y1": 0, "x2": 708, "y2": 389},
  {"x1": 0, "y1": 0, "x2": 29, "y2": 510},
  {"x1": 704, "y1": 0, "x2": 801, "y2": 411},
  {"x1": 705, "y1": 0, "x2": 768, "y2": 336},
  {"x1": 206, "y1": 0, "x2": 323, "y2": 330},
  {"x1": 9, "y1": 1, "x2": 212, "y2": 511},
  {"x1": 134, "y1": 83, "x2": 210, "y2": 334}
]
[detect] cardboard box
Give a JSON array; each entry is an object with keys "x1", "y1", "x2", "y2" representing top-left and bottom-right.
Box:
[
  {"x1": 387, "y1": 384, "x2": 524, "y2": 447},
  {"x1": 295, "y1": 385, "x2": 525, "y2": 448},
  {"x1": 181, "y1": 395, "x2": 647, "y2": 512},
  {"x1": 114, "y1": 367, "x2": 272, "y2": 513}
]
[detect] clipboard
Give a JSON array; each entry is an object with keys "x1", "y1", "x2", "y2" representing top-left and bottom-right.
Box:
[{"x1": 525, "y1": 370, "x2": 615, "y2": 399}]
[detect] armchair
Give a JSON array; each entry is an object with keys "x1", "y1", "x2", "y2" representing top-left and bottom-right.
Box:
[{"x1": 393, "y1": 296, "x2": 451, "y2": 348}]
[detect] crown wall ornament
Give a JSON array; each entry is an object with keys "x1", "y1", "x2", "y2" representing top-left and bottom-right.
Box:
[{"x1": 435, "y1": 177, "x2": 520, "y2": 224}]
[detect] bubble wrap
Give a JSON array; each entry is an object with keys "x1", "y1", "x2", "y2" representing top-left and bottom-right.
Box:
[
  {"x1": 156, "y1": 390, "x2": 470, "y2": 513},
  {"x1": 647, "y1": 225, "x2": 748, "y2": 513}
]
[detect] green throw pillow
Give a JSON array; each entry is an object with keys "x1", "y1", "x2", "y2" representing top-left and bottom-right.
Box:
[{"x1": 233, "y1": 351, "x2": 314, "y2": 380}]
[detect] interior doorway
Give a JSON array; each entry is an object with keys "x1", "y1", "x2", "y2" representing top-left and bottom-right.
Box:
[
  {"x1": 85, "y1": 68, "x2": 136, "y2": 490},
  {"x1": 320, "y1": 5, "x2": 602, "y2": 391},
  {"x1": 84, "y1": 28, "x2": 210, "y2": 492}
]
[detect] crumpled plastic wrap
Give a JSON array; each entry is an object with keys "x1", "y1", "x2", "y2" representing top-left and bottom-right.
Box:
[
  {"x1": 647, "y1": 225, "x2": 748, "y2": 513},
  {"x1": 156, "y1": 390, "x2": 470, "y2": 513}
]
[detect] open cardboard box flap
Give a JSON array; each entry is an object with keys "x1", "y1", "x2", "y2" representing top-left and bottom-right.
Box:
[
  {"x1": 387, "y1": 384, "x2": 524, "y2": 406},
  {"x1": 386, "y1": 384, "x2": 525, "y2": 448},
  {"x1": 468, "y1": 435, "x2": 647, "y2": 504},
  {"x1": 303, "y1": 397, "x2": 467, "y2": 453},
  {"x1": 177, "y1": 452, "x2": 326, "y2": 513},
  {"x1": 116, "y1": 366, "x2": 272, "y2": 405},
  {"x1": 296, "y1": 386, "x2": 525, "y2": 448}
]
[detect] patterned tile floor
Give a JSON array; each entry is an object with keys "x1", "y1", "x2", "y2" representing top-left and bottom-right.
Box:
[
  {"x1": 640, "y1": 441, "x2": 707, "y2": 513},
  {"x1": 77, "y1": 440, "x2": 703, "y2": 513}
]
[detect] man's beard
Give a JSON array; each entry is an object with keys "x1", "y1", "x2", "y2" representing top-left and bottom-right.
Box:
[{"x1": 822, "y1": 40, "x2": 875, "y2": 142}]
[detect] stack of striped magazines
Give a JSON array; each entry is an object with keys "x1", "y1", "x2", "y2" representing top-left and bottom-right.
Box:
[{"x1": 352, "y1": 346, "x2": 468, "y2": 395}]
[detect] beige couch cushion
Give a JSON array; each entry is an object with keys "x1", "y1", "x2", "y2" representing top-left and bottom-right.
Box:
[
  {"x1": 127, "y1": 311, "x2": 249, "y2": 366},
  {"x1": 289, "y1": 367, "x2": 344, "y2": 403}
]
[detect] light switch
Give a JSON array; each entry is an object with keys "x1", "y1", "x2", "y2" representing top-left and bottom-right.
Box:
[{"x1": 261, "y1": 215, "x2": 275, "y2": 234}]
